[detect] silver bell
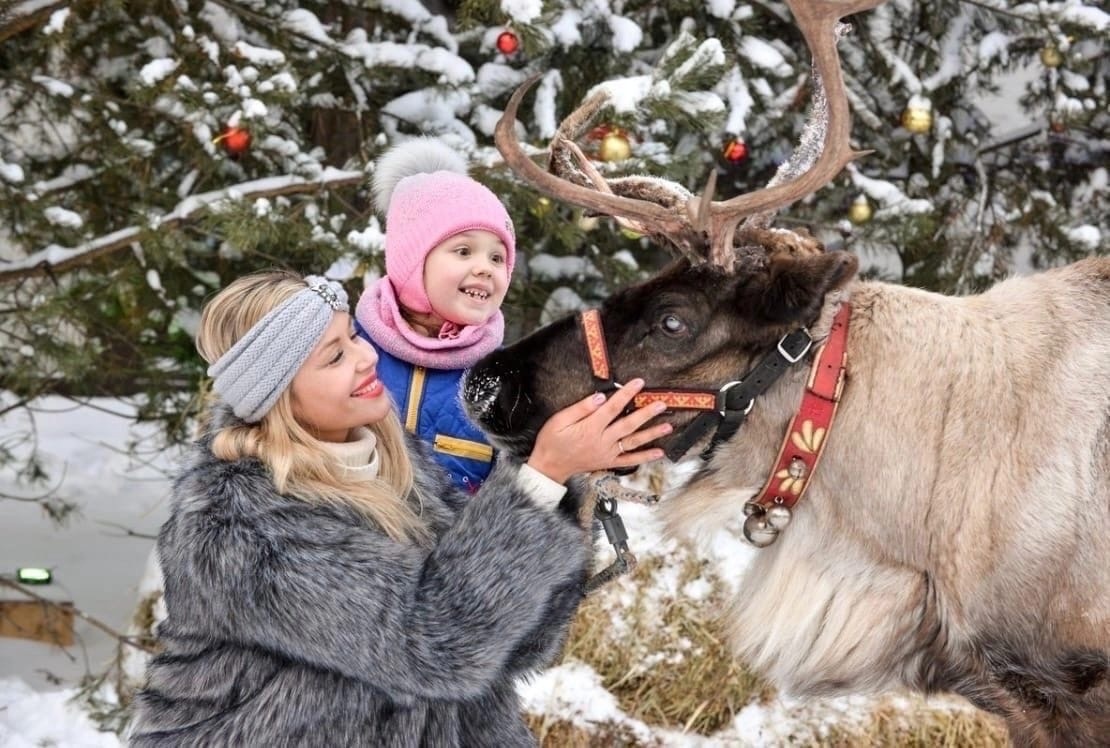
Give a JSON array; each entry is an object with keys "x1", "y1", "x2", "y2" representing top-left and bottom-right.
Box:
[
  {"x1": 742, "y1": 502, "x2": 762, "y2": 517},
  {"x1": 766, "y1": 505, "x2": 793, "y2": 530},
  {"x1": 743, "y1": 512, "x2": 780, "y2": 547}
]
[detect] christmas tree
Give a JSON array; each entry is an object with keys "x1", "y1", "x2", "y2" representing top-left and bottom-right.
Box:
[
  {"x1": 0, "y1": 0, "x2": 1105, "y2": 438},
  {"x1": 0, "y1": 0, "x2": 1105, "y2": 739}
]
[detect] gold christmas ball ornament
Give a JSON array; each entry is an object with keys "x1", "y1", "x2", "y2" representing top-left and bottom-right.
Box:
[
  {"x1": 532, "y1": 196, "x2": 553, "y2": 217},
  {"x1": 848, "y1": 196, "x2": 873, "y2": 224},
  {"x1": 1040, "y1": 44, "x2": 1063, "y2": 68},
  {"x1": 598, "y1": 130, "x2": 632, "y2": 162},
  {"x1": 576, "y1": 214, "x2": 600, "y2": 232},
  {"x1": 901, "y1": 101, "x2": 933, "y2": 135}
]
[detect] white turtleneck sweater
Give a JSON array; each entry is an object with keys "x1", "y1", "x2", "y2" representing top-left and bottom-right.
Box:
[
  {"x1": 319, "y1": 428, "x2": 566, "y2": 510},
  {"x1": 321, "y1": 427, "x2": 382, "y2": 483}
]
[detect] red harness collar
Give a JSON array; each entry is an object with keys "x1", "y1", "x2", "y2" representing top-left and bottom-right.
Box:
[{"x1": 742, "y1": 303, "x2": 851, "y2": 545}]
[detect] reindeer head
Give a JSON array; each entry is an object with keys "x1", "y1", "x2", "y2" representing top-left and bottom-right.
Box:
[{"x1": 466, "y1": 0, "x2": 877, "y2": 459}]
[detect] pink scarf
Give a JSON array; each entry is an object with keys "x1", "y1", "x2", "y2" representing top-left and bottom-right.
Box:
[{"x1": 355, "y1": 278, "x2": 504, "y2": 370}]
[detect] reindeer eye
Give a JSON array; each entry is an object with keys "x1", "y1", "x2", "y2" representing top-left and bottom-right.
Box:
[{"x1": 659, "y1": 314, "x2": 687, "y2": 335}]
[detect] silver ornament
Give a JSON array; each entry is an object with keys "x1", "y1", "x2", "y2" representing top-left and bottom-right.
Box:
[
  {"x1": 743, "y1": 512, "x2": 779, "y2": 547},
  {"x1": 766, "y1": 505, "x2": 793, "y2": 530}
]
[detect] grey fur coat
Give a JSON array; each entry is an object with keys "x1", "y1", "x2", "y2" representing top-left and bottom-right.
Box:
[{"x1": 129, "y1": 409, "x2": 590, "y2": 747}]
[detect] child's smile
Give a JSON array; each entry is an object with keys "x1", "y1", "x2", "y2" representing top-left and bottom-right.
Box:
[{"x1": 423, "y1": 229, "x2": 509, "y2": 328}]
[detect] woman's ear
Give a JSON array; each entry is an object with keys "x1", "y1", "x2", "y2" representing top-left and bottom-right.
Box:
[{"x1": 738, "y1": 250, "x2": 858, "y2": 325}]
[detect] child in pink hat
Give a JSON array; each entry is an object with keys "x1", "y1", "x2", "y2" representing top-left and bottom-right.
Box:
[{"x1": 355, "y1": 138, "x2": 516, "y2": 492}]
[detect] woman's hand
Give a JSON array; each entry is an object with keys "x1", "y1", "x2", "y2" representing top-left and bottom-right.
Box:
[{"x1": 526, "y1": 378, "x2": 671, "y2": 485}]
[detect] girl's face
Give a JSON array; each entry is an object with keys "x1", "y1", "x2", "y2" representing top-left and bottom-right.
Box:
[
  {"x1": 422, "y1": 230, "x2": 510, "y2": 328},
  {"x1": 290, "y1": 312, "x2": 390, "y2": 442}
]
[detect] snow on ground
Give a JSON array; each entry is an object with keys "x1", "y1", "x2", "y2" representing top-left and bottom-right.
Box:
[
  {"x1": 0, "y1": 678, "x2": 121, "y2": 747},
  {"x1": 1, "y1": 396, "x2": 171, "y2": 745}
]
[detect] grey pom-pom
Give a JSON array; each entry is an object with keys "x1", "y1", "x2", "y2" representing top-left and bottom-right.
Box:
[{"x1": 372, "y1": 138, "x2": 469, "y2": 217}]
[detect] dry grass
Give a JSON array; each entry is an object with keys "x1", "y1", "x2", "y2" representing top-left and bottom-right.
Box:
[
  {"x1": 526, "y1": 536, "x2": 1011, "y2": 746},
  {"x1": 806, "y1": 699, "x2": 1009, "y2": 747},
  {"x1": 556, "y1": 553, "x2": 768, "y2": 735},
  {"x1": 527, "y1": 715, "x2": 662, "y2": 747}
]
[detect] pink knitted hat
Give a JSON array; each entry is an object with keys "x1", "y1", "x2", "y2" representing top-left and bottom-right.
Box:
[{"x1": 373, "y1": 138, "x2": 516, "y2": 315}]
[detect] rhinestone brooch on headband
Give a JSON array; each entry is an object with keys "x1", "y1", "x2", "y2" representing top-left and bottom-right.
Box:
[{"x1": 310, "y1": 281, "x2": 345, "y2": 311}]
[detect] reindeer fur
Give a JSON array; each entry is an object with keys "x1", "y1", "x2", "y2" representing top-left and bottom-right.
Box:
[{"x1": 466, "y1": 253, "x2": 1110, "y2": 746}]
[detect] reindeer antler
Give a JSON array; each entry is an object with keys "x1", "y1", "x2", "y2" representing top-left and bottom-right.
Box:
[
  {"x1": 495, "y1": 0, "x2": 884, "y2": 268},
  {"x1": 496, "y1": 80, "x2": 700, "y2": 250}
]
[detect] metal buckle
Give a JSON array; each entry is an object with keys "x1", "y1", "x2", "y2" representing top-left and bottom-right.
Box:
[
  {"x1": 716, "y1": 380, "x2": 753, "y2": 417},
  {"x1": 777, "y1": 328, "x2": 812, "y2": 364}
]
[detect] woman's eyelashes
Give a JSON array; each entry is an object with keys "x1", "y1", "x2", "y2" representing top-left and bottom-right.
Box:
[{"x1": 328, "y1": 331, "x2": 363, "y2": 366}]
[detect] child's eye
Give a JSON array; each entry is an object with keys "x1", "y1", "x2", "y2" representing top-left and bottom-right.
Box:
[
  {"x1": 491, "y1": 253, "x2": 505, "y2": 264},
  {"x1": 454, "y1": 246, "x2": 471, "y2": 256},
  {"x1": 329, "y1": 349, "x2": 344, "y2": 365}
]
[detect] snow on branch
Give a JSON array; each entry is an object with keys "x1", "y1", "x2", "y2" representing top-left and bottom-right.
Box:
[
  {"x1": 0, "y1": 168, "x2": 365, "y2": 283},
  {"x1": 848, "y1": 165, "x2": 934, "y2": 217},
  {"x1": 0, "y1": 1, "x2": 68, "y2": 44}
]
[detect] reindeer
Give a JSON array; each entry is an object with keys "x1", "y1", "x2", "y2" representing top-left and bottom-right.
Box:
[{"x1": 464, "y1": 0, "x2": 1110, "y2": 744}]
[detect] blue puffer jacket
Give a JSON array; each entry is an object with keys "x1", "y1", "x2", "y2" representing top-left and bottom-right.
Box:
[{"x1": 356, "y1": 321, "x2": 495, "y2": 493}]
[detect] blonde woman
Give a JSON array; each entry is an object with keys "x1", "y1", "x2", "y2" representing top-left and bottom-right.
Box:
[{"x1": 128, "y1": 270, "x2": 670, "y2": 747}]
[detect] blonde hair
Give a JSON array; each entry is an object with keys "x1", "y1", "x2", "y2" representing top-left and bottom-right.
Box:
[{"x1": 196, "y1": 270, "x2": 429, "y2": 544}]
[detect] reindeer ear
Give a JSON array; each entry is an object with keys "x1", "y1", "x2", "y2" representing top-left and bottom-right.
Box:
[{"x1": 738, "y1": 250, "x2": 858, "y2": 324}]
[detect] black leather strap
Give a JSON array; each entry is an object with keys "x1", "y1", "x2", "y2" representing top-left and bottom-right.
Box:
[{"x1": 666, "y1": 328, "x2": 813, "y2": 462}]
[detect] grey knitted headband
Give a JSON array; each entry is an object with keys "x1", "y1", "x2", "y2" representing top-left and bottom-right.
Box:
[{"x1": 207, "y1": 275, "x2": 349, "y2": 423}]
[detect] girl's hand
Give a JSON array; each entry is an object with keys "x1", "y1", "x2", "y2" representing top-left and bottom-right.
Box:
[{"x1": 526, "y1": 378, "x2": 671, "y2": 485}]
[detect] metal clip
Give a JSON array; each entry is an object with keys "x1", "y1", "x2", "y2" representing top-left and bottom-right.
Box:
[
  {"x1": 777, "y1": 329, "x2": 813, "y2": 363},
  {"x1": 716, "y1": 380, "x2": 754, "y2": 417},
  {"x1": 596, "y1": 498, "x2": 629, "y2": 549},
  {"x1": 585, "y1": 497, "x2": 638, "y2": 594}
]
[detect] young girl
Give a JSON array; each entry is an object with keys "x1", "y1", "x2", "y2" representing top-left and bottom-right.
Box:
[
  {"x1": 129, "y1": 270, "x2": 670, "y2": 746},
  {"x1": 355, "y1": 138, "x2": 516, "y2": 492}
]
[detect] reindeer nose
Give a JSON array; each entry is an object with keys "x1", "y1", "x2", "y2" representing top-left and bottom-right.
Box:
[
  {"x1": 464, "y1": 351, "x2": 532, "y2": 436},
  {"x1": 462, "y1": 369, "x2": 503, "y2": 420}
]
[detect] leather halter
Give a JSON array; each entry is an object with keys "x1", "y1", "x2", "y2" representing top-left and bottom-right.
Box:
[{"x1": 577, "y1": 309, "x2": 816, "y2": 461}]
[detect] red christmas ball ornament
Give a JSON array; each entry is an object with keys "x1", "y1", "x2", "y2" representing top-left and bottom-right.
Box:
[
  {"x1": 587, "y1": 124, "x2": 614, "y2": 141},
  {"x1": 218, "y1": 125, "x2": 252, "y2": 158},
  {"x1": 723, "y1": 137, "x2": 749, "y2": 164},
  {"x1": 496, "y1": 30, "x2": 520, "y2": 56}
]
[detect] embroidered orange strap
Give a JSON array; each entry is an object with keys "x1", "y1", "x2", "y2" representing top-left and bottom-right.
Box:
[
  {"x1": 579, "y1": 309, "x2": 719, "y2": 411},
  {"x1": 631, "y1": 391, "x2": 717, "y2": 411},
  {"x1": 751, "y1": 304, "x2": 851, "y2": 510},
  {"x1": 580, "y1": 309, "x2": 611, "y2": 381}
]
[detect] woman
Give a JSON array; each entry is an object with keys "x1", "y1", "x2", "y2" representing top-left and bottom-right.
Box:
[{"x1": 129, "y1": 271, "x2": 670, "y2": 747}]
